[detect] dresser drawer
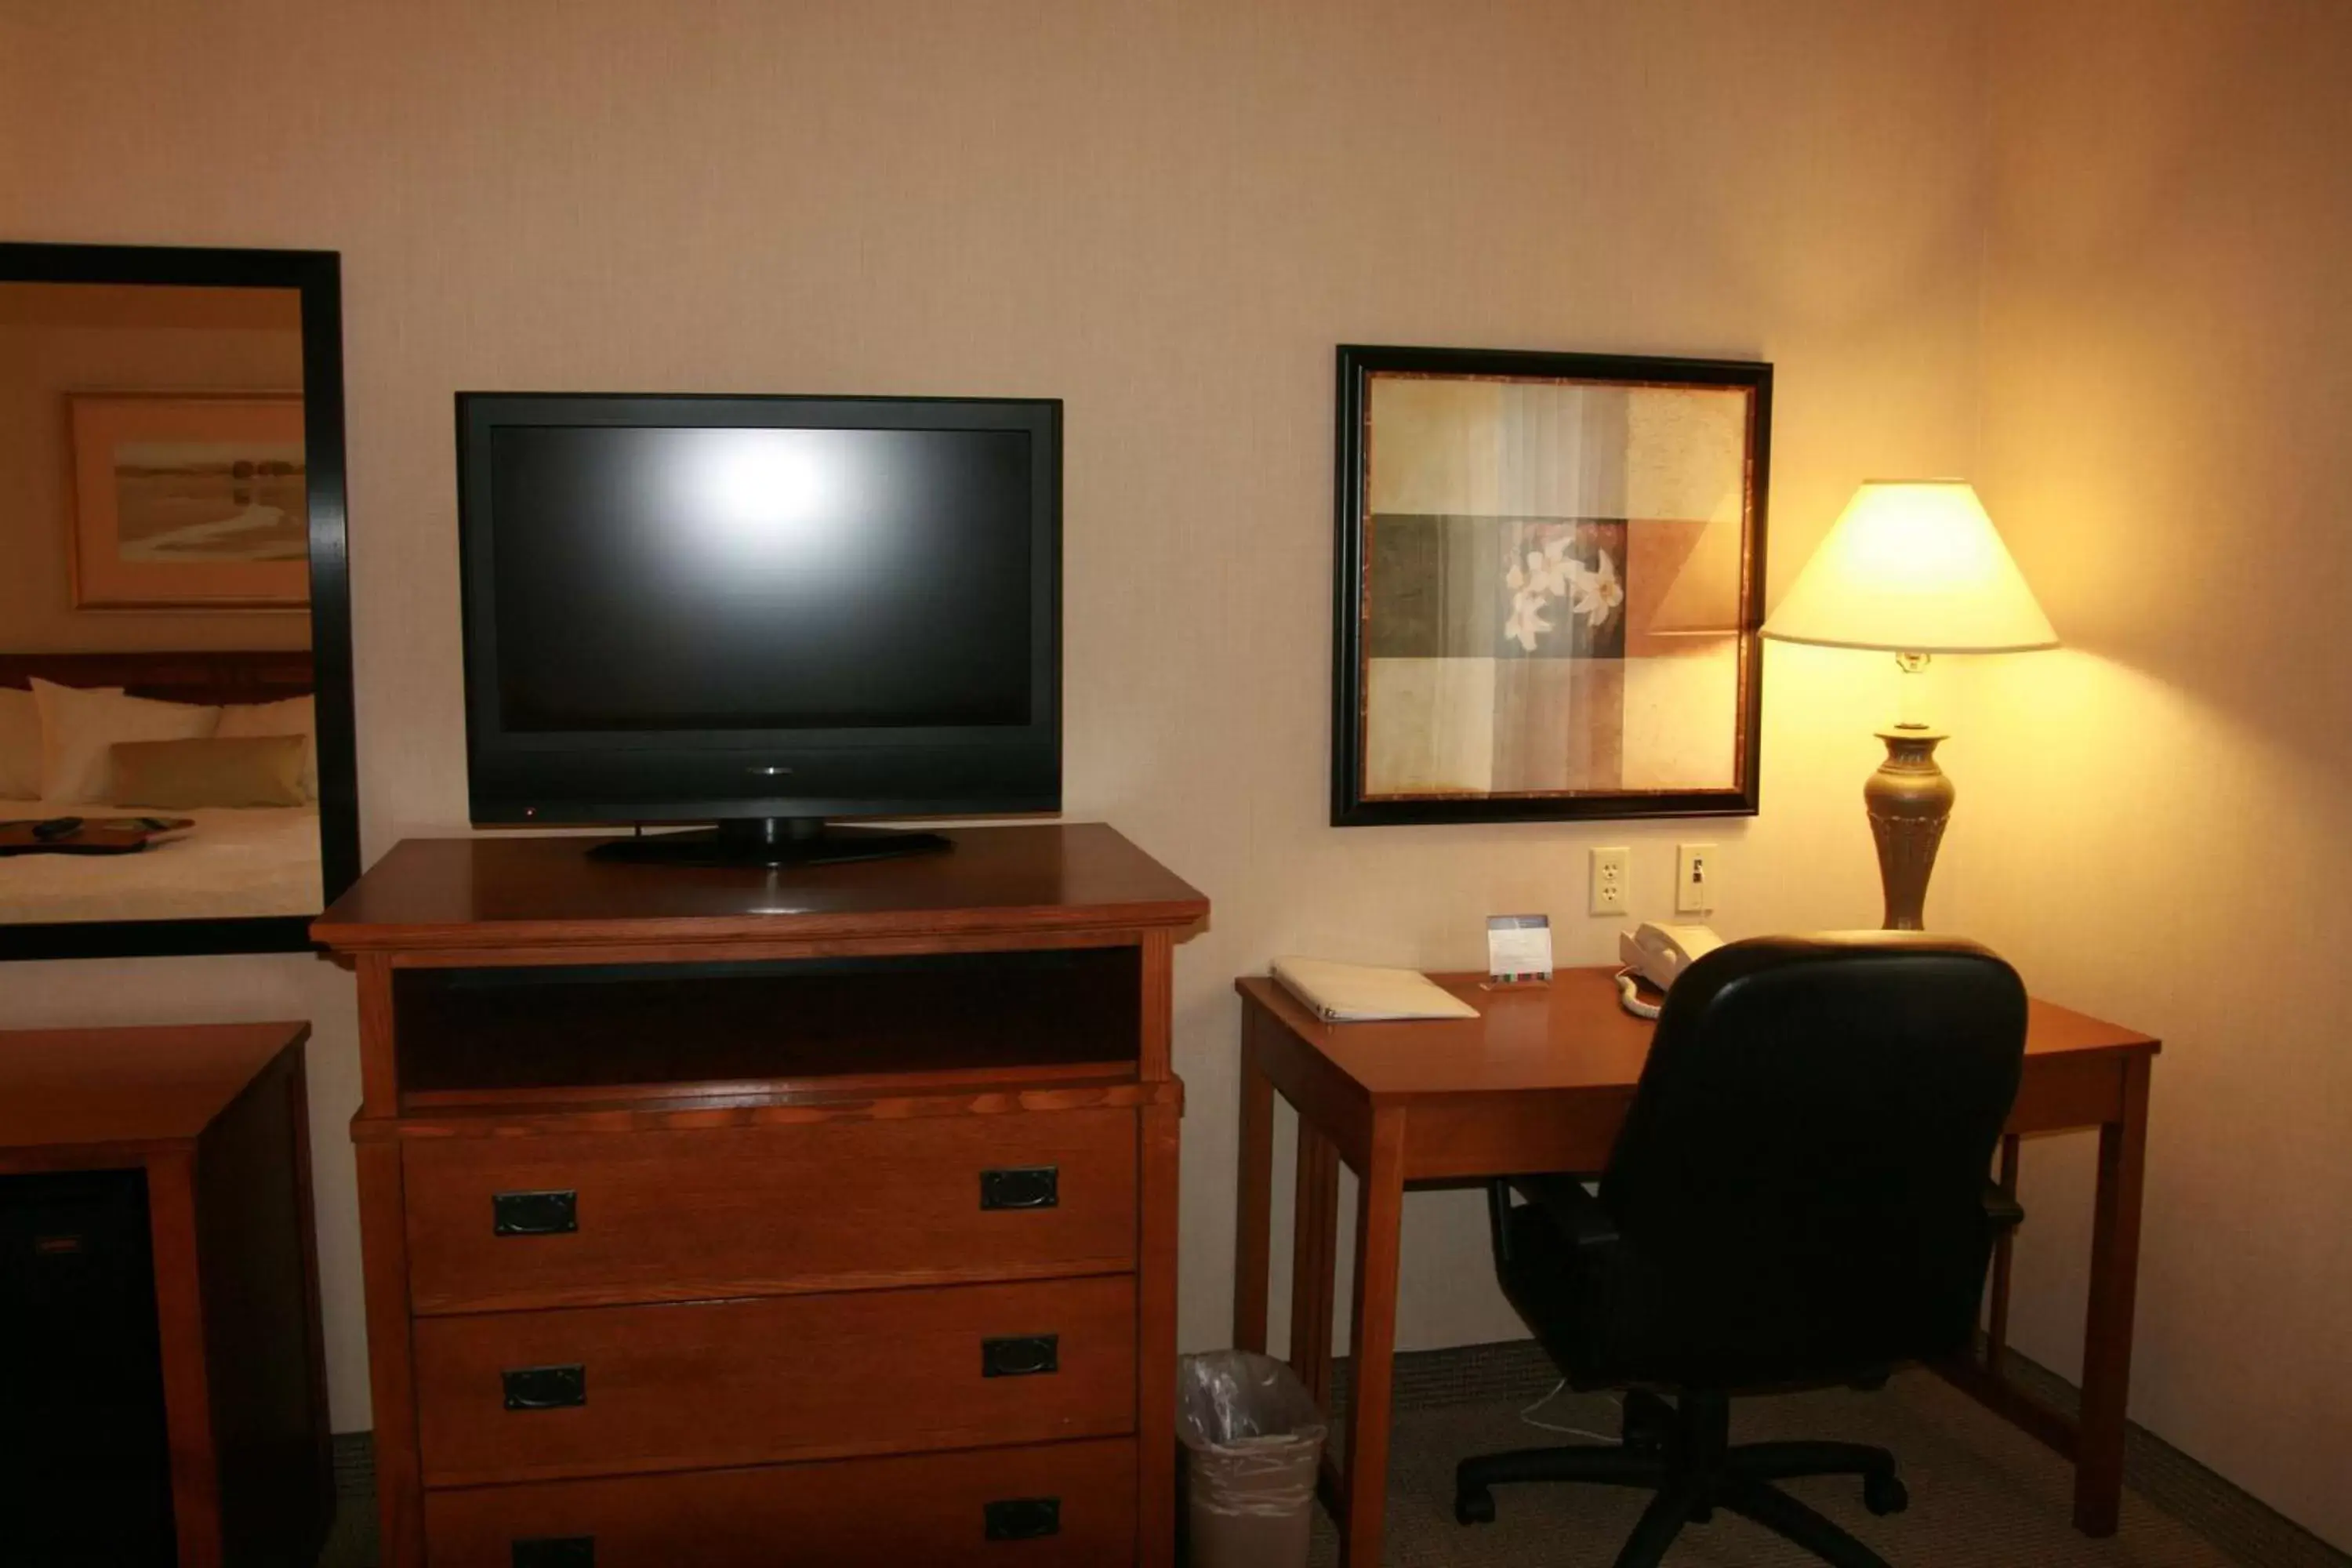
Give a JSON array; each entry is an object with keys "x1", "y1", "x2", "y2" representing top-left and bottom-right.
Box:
[
  {"x1": 412, "y1": 1276, "x2": 1137, "y2": 1486},
  {"x1": 423, "y1": 1437, "x2": 1136, "y2": 1566},
  {"x1": 402, "y1": 1107, "x2": 1137, "y2": 1313}
]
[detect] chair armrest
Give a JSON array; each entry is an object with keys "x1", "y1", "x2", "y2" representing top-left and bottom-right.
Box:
[
  {"x1": 1512, "y1": 1174, "x2": 1621, "y2": 1251},
  {"x1": 1984, "y1": 1180, "x2": 2025, "y2": 1232}
]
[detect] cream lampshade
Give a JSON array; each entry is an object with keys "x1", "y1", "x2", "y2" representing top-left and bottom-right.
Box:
[{"x1": 1762, "y1": 481, "x2": 2056, "y2": 929}]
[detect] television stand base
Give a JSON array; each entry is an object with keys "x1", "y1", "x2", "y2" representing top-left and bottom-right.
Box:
[{"x1": 589, "y1": 818, "x2": 953, "y2": 869}]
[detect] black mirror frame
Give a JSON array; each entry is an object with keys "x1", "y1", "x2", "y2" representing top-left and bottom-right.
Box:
[{"x1": 0, "y1": 241, "x2": 357, "y2": 960}]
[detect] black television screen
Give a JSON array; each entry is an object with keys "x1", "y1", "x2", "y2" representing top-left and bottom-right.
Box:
[
  {"x1": 490, "y1": 425, "x2": 1034, "y2": 732},
  {"x1": 457, "y1": 394, "x2": 1060, "y2": 861}
]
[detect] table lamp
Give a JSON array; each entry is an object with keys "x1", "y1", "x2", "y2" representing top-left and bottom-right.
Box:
[{"x1": 1762, "y1": 481, "x2": 2056, "y2": 929}]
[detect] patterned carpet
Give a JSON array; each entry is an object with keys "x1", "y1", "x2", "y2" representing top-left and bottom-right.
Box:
[{"x1": 319, "y1": 1345, "x2": 2346, "y2": 1567}]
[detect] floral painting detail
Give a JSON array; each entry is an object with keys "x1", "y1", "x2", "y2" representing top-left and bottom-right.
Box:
[
  {"x1": 1503, "y1": 569, "x2": 1552, "y2": 651},
  {"x1": 1568, "y1": 551, "x2": 1624, "y2": 627},
  {"x1": 1500, "y1": 521, "x2": 1626, "y2": 659}
]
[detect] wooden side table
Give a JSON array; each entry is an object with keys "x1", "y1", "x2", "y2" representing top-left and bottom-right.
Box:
[{"x1": 0, "y1": 1022, "x2": 332, "y2": 1568}]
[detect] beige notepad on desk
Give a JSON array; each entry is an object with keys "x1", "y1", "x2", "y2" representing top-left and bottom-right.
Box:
[{"x1": 1270, "y1": 956, "x2": 1480, "y2": 1023}]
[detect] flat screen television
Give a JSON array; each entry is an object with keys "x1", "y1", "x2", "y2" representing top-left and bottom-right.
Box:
[{"x1": 456, "y1": 393, "x2": 1060, "y2": 866}]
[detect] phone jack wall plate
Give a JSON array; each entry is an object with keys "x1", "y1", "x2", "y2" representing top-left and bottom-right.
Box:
[{"x1": 1675, "y1": 842, "x2": 1717, "y2": 914}]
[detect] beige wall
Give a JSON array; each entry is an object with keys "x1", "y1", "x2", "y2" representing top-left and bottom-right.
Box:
[
  {"x1": 0, "y1": 284, "x2": 309, "y2": 651},
  {"x1": 0, "y1": 0, "x2": 1996, "y2": 1433},
  {"x1": 1951, "y1": 0, "x2": 2352, "y2": 1547}
]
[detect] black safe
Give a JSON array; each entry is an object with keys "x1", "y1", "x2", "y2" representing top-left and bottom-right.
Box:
[{"x1": 0, "y1": 1168, "x2": 178, "y2": 1563}]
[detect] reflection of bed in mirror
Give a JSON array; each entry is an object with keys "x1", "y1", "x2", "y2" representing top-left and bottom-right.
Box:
[{"x1": 0, "y1": 649, "x2": 323, "y2": 922}]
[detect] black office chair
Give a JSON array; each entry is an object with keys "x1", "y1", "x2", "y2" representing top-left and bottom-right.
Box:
[{"x1": 1454, "y1": 934, "x2": 2029, "y2": 1568}]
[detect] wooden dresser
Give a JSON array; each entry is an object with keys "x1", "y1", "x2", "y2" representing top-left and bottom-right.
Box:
[
  {"x1": 313, "y1": 824, "x2": 1204, "y2": 1568},
  {"x1": 0, "y1": 1022, "x2": 332, "y2": 1568}
]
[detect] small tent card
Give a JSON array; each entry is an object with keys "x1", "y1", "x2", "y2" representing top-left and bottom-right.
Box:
[{"x1": 1486, "y1": 913, "x2": 1553, "y2": 985}]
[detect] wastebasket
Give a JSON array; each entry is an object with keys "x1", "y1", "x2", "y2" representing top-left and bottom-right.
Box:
[{"x1": 1177, "y1": 1349, "x2": 1328, "y2": 1568}]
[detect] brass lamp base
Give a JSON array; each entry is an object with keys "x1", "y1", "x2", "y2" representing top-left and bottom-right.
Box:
[{"x1": 1864, "y1": 724, "x2": 1954, "y2": 931}]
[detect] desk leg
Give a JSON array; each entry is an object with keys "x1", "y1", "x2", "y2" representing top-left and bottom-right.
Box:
[
  {"x1": 1339, "y1": 1109, "x2": 1407, "y2": 1568},
  {"x1": 1987, "y1": 1133, "x2": 2021, "y2": 1368},
  {"x1": 1290, "y1": 1121, "x2": 1341, "y2": 1413},
  {"x1": 2075, "y1": 1054, "x2": 2151, "y2": 1536},
  {"x1": 1233, "y1": 1024, "x2": 1275, "y2": 1354}
]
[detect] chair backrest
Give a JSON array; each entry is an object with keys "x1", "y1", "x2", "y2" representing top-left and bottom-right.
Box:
[{"x1": 1599, "y1": 934, "x2": 2027, "y2": 1384}]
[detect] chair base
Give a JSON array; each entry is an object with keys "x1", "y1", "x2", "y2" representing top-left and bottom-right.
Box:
[{"x1": 1455, "y1": 1390, "x2": 1908, "y2": 1568}]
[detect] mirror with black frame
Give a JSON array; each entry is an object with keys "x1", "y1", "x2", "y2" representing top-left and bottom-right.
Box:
[{"x1": 0, "y1": 244, "x2": 355, "y2": 960}]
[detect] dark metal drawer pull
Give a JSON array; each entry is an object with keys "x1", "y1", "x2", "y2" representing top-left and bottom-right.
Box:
[
  {"x1": 985, "y1": 1497, "x2": 1062, "y2": 1541},
  {"x1": 512, "y1": 1539, "x2": 593, "y2": 1568},
  {"x1": 493, "y1": 1189, "x2": 578, "y2": 1236},
  {"x1": 981, "y1": 1165, "x2": 1059, "y2": 1210},
  {"x1": 502, "y1": 1363, "x2": 586, "y2": 1410},
  {"x1": 981, "y1": 1334, "x2": 1059, "y2": 1378}
]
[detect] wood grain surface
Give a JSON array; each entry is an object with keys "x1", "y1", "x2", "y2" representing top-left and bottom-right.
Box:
[
  {"x1": 0, "y1": 1022, "x2": 310, "y2": 1152},
  {"x1": 412, "y1": 1276, "x2": 1138, "y2": 1486},
  {"x1": 422, "y1": 1438, "x2": 1138, "y2": 1566},
  {"x1": 1234, "y1": 968, "x2": 2158, "y2": 1103},
  {"x1": 314, "y1": 825, "x2": 1207, "y2": 952},
  {"x1": 401, "y1": 1108, "x2": 1138, "y2": 1314}
]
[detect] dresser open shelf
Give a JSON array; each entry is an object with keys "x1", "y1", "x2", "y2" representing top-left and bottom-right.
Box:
[
  {"x1": 391, "y1": 946, "x2": 1144, "y2": 1109},
  {"x1": 314, "y1": 824, "x2": 1205, "y2": 1568}
]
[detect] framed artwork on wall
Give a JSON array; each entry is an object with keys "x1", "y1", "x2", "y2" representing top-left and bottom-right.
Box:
[
  {"x1": 68, "y1": 393, "x2": 310, "y2": 610},
  {"x1": 1331, "y1": 344, "x2": 1770, "y2": 826}
]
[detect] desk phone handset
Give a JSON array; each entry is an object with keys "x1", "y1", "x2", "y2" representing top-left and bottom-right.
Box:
[{"x1": 1615, "y1": 922, "x2": 1724, "y2": 1018}]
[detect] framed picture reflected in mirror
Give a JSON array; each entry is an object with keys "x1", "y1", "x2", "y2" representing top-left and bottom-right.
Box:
[{"x1": 67, "y1": 392, "x2": 311, "y2": 610}]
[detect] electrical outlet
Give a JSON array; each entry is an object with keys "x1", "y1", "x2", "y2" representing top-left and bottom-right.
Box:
[
  {"x1": 1675, "y1": 842, "x2": 1718, "y2": 914},
  {"x1": 1589, "y1": 847, "x2": 1630, "y2": 915}
]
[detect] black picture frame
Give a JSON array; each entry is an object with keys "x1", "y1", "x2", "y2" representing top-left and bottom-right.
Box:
[
  {"x1": 1332, "y1": 343, "x2": 1770, "y2": 826},
  {"x1": 0, "y1": 241, "x2": 358, "y2": 960}
]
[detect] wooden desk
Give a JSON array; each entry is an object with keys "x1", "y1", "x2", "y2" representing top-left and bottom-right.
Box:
[
  {"x1": 0, "y1": 1022, "x2": 332, "y2": 1568},
  {"x1": 1231, "y1": 967, "x2": 2158, "y2": 1567}
]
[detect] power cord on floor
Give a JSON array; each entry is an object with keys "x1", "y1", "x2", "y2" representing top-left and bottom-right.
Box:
[{"x1": 1518, "y1": 1379, "x2": 1623, "y2": 1443}]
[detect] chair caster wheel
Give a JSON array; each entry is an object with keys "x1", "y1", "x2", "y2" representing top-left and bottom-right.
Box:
[
  {"x1": 1455, "y1": 1487, "x2": 1497, "y2": 1526},
  {"x1": 1864, "y1": 1472, "x2": 1909, "y2": 1516}
]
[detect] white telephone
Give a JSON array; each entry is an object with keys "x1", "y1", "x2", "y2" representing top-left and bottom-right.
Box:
[{"x1": 1616, "y1": 922, "x2": 1725, "y2": 1017}]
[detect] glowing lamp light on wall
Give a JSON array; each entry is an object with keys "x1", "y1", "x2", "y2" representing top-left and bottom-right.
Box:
[{"x1": 1762, "y1": 481, "x2": 2057, "y2": 930}]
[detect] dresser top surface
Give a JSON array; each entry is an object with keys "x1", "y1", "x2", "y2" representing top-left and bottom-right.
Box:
[
  {"x1": 0, "y1": 1020, "x2": 308, "y2": 1152},
  {"x1": 313, "y1": 822, "x2": 1208, "y2": 953}
]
